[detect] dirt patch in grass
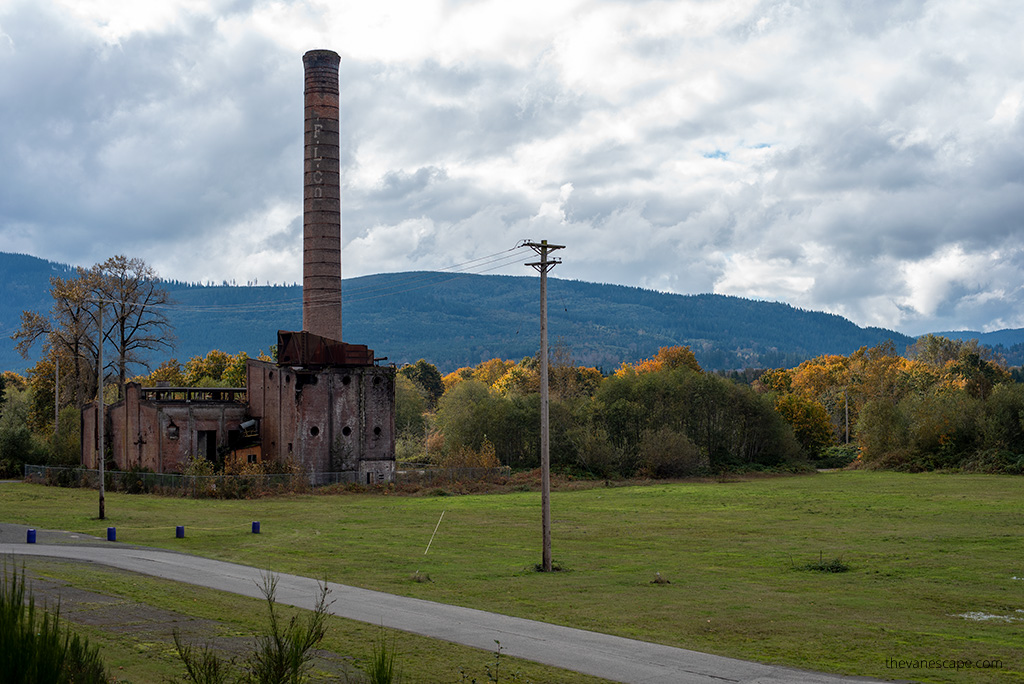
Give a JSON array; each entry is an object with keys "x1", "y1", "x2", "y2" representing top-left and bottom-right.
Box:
[{"x1": 19, "y1": 564, "x2": 358, "y2": 681}]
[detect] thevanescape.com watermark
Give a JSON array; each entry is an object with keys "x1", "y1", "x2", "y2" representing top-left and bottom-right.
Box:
[{"x1": 886, "y1": 657, "x2": 1002, "y2": 671}]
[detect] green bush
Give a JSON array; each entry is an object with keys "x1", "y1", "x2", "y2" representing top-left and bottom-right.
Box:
[
  {"x1": 47, "y1": 405, "x2": 82, "y2": 467},
  {"x1": 636, "y1": 427, "x2": 705, "y2": 478},
  {"x1": 365, "y1": 629, "x2": 401, "y2": 684},
  {"x1": 593, "y1": 367, "x2": 802, "y2": 473},
  {"x1": 174, "y1": 573, "x2": 330, "y2": 684},
  {"x1": 814, "y1": 445, "x2": 859, "y2": 469},
  {"x1": 0, "y1": 563, "x2": 110, "y2": 683},
  {"x1": 566, "y1": 425, "x2": 621, "y2": 478}
]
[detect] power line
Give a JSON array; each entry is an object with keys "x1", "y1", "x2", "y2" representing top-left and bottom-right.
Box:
[
  {"x1": 143, "y1": 245, "x2": 533, "y2": 313},
  {"x1": 5, "y1": 245, "x2": 537, "y2": 344}
]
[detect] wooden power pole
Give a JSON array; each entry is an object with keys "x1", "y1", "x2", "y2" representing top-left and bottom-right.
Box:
[
  {"x1": 525, "y1": 240, "x2": 563, "y2": 572},
  {"x1": 97, "y1": 301, "x2": 105, "y2": 521}
]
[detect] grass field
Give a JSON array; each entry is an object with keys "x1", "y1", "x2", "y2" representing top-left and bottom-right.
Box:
[{"x1": 3, "y1": 471, "x2": 1023, "y2": 682}]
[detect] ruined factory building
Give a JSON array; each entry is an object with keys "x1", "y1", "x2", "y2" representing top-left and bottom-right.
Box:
[
  {"x1": 81, "y1": 49, "x2": 397, "y2": 484},
  {"x1": 81, "y1": 334, "x2": 395, "y2": 485}
]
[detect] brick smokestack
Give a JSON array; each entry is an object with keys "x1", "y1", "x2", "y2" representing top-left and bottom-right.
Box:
[{"x1": 302, "y1": 49, "x2": 343, "y2": 341}]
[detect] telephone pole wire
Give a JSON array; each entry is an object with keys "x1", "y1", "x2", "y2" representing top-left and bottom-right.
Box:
[{"x1": 524, "y1": 239, "x2": 564, "y2": 573}]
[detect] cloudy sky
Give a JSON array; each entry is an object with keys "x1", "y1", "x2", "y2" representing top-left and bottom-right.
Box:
[{"x1": 1, "y1": 0, "x2": 1022, "y2": 336}]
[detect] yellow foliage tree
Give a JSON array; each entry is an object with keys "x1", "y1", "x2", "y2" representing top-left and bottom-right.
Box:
[
  {"x1": 757, "y1": 368, "x2": 792, "y2": 394},
  {"x1": 614, "y1": 346, "x2": 701, "y2": 378},
  {"x1": 774, "y1": 393, "x2": 834, "y2": 458},
  {"x1": 493, "y1": 364, "x2": 539, "y2": 396},
  {"x1": 789, "y1": 354, "x2": 850, "y2": 399},
  {"x1": 473, "y1": 358, "x2": 515, "y2": 387},
  {"x1": 136, "y1": 359, "x2": 186, "y2": 386},
  {"x1": 442, "y1": 367, "x2": 474, "y2": 393},
  {"x1": 223, "y1": 352, "x2": 249, "y2": 387},
  {"x1": 439, "y1": 437, "x2": 501, "y2": 468}
]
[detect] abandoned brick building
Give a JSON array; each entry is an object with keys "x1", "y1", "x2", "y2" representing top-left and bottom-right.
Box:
[{"x1": 82, "y1": 50, "x2": 397, "y2": 484}]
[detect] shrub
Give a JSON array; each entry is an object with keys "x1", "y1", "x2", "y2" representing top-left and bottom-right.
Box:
[
  {"x1": 365, "y1": 629, "x2": 401, "y2": 684},
  {"x1": 439, "y1": 438, "x2": 501, "y2": 469},
  {"x1": 636, "y1": 427, "x2": 705, "y2": 478},
  {"x1": 174, "y1": 573, "x2": 331, "y2": 684},
  {"x1": 47, "y1": 405, "x2": 81, "y2": 467},
  {"x1": 814, "y1": 445, "x2": 858, "y2": 469},
  {"x1": 0, "y1": 563, "x2": 110, "y2": 683},
  {"x1": 567, "y1": 425, "x2": 621, "y2": 479}
]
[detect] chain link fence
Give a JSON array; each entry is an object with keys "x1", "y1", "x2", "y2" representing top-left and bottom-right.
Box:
[{"x1": 23, "y1": 464, "x2": 511, "y2": 496}]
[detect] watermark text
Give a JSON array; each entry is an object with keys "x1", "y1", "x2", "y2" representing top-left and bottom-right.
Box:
[{"x1": 886, "y1": 657, "x2": 1002, "y2": 671}]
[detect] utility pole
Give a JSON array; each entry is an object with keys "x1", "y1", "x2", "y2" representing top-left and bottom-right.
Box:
[
  {"x1": 845, "y1": 390, "x2": 849, "y2": 445},
  {"x1": 54, "y1": 355, "x2": 59, "y2": 436},
  {"x1": 97, "y1": 302, "x2": 105, "y2": 520},
  {"x1": 525, "y1": 239, "x2": 563, "y2": 572}
]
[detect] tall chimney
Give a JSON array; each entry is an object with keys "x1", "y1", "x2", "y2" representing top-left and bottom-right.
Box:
[{"x1": 302, "y1": 49, "x2": 343, "y2": 340}]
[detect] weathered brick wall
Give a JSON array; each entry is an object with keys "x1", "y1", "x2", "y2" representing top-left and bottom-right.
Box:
[{"x1": 246, "y1": 359, "x2": 395, "y2": 482}]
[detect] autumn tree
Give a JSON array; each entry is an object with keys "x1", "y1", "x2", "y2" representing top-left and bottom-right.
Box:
[
  {"x1": 549, "y1": 341, "x2": 603, "y2": 400},
  {"x1": 493, "y1": 359, "x2": 540, "y2": 397},
  {"x1": 907, "y1": 333, "x2": 968, "y2": 367},
  {"x1": 756, "y1": 368, "x2": 792, "y2": 394},
  {"x1": 13, "y1": 255, "x2": 173, "y2": 406},
  {"x1": 472, "y1": 358, "x2": 515, "y2": 387},
  {"x1": 614, "y1": 346, "x2": 702, "y2": 378},
  {"x1": 942, "y1": 348, "x2": 1009, "y2": 400},
  {"x1": 773, "y1": 394, "x2": 834, "y2": 459},
  {"x1": 93, "y1": 255, "x2": 173, "y2": 392},
  {"x1": 139, "y1": 359, "x2": 187, "y2": 386},
  {"x1": 395, "y1": 374, "x2": 428, "y2": 436},
  {"x1": 13, "y1": 268, "x2": 99, "y2": 412},
  {"x1": 441, "y1": 367, "x2": 475, "y2": 393},
  {"x1": 184, "y1": 349, "x2": 232, "y2": 386},
  {"x1": 398, "y1": 359, "x2": 445, "y2": 406}
]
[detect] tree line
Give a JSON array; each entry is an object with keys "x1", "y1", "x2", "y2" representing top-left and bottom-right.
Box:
[
  {"x1": 759, "y1": 335, "x2": 1024, "y2": 472},
  {"x1": 396, "y1": 345, "x2": 804, "y2": 477},
  {"x1": 397, "y1": 337, "x2": 1024, "y2": 477},
  {"x1": 4, "y1": 252, "x2": 1023, "y2": 479}
]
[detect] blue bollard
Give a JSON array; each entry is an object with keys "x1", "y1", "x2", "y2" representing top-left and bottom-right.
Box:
[
  {"x1": 176, "y1": 525, "x2": 185, "y2": 539},
  {"x1": 252, "y1": 521, "x2": 260, "y2": 534},
  {"x1": 107, "y1": 527, "x2": 116, "y2": 542},
  {"x1": 27, "y1": 529, "x2": 36, "y2": 544}
]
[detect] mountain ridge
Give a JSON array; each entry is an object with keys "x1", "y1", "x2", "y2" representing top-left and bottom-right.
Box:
[{"x1": 3, "y1": 252, "x2": 1022, "y2": 374}]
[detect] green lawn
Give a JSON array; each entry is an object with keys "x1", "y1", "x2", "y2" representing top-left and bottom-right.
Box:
[{"x1": 3, "y1": 471, "x2": 1023, "y2": 682}]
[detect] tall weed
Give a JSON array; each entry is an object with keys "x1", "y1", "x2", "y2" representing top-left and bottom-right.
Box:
[
  {"x1": 0, "y1": 563, "x2": 109, "y2": 684},
  {"x1": 174, "y1": 573, "x2": 331, "y2": 684}
]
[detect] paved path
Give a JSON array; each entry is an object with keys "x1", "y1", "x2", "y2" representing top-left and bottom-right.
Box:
[{"x1": 1, "y1": 532, "x2": 886, "y2": 684}]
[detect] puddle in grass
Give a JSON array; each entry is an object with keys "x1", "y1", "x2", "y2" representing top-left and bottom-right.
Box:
[{"x1": 955, "y1": 609, "x2": 1024, "y2": 622}]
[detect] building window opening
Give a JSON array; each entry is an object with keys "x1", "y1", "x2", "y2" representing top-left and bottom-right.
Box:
[
  {"x1": 167, "y1": 421, "x2": 179, "y2": 441},
  {"x1": 373, "y1": 426, "x2": 382, "y2": 436},
  {"x1": 310, "y1": 426, "x2": 320, "y2": 437},
  {"x1": 342, "y1": 426, "x2": 352, "y2": 436}
]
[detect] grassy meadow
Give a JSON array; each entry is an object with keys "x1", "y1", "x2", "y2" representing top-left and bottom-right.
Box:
[{"x1": 2, "y1": 471, "x2": 1023, "y2": 682}]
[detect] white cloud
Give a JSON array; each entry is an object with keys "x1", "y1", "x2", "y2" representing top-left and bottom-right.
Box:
[{"x1": 2, "y1": 0, "x2": 1023, "y2": 337}]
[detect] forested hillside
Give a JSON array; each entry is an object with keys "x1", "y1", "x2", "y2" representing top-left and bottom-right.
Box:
[
  {"x1": 6, "y1": 252, "x2": 1019, "y2": 374},
  {"x1": 0, "y1": 253, "x2": 77, "y2": 351}
]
